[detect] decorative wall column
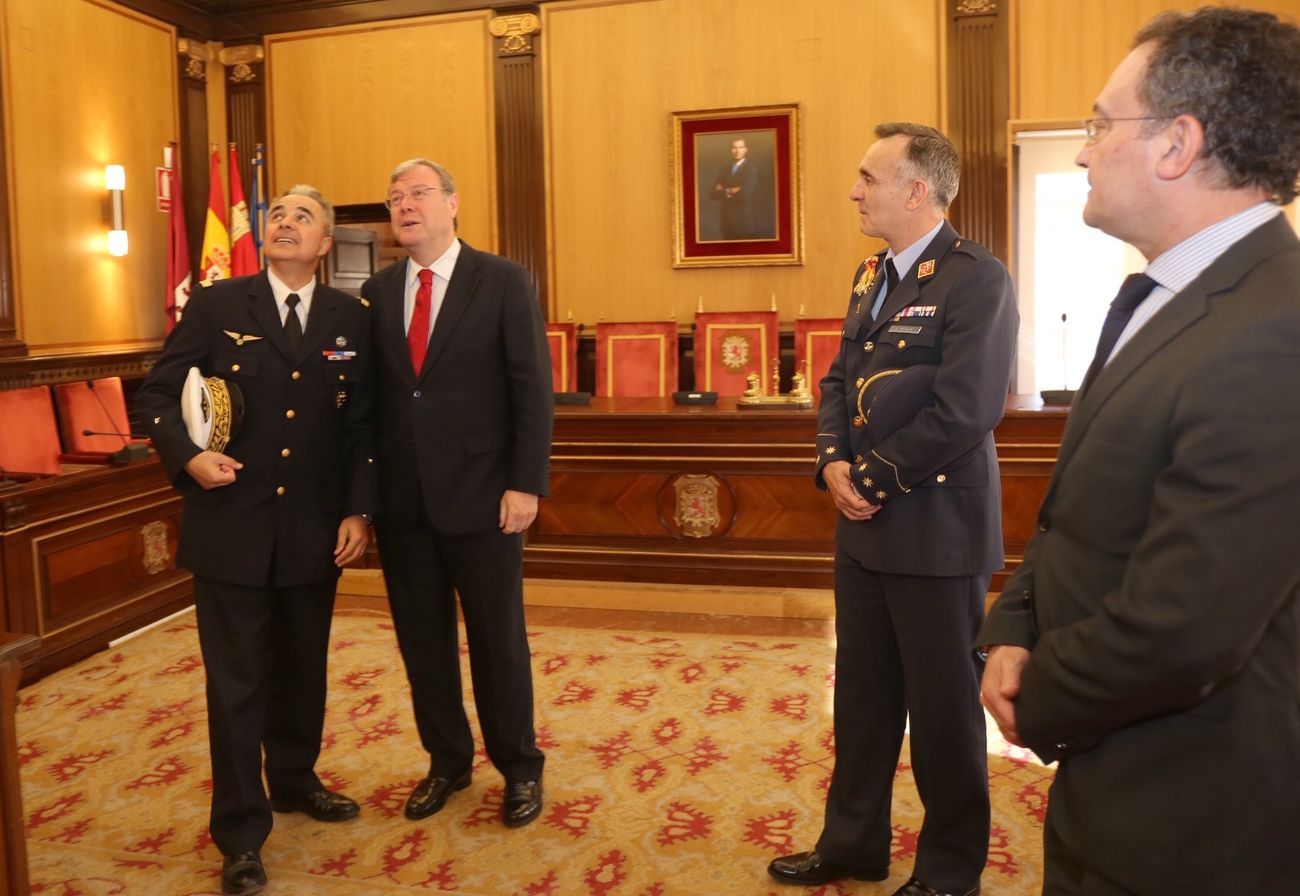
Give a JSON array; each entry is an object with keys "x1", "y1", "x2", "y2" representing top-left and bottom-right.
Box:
[
  {"x1": 490, "y1": 10, "x2": 548, "y2": 313},
  {"x1": 220, "y1": 44, "x2": 266, "y2": 200},
  {"x1": 177, "y1": 38, "x2": 212, "y2": 276},
  {"x1": 0, "y1": 54, "x2": 24, "y2": 358},
  {"x1": 946, "y1": 0, "x2": 1009, "y2": 263}
]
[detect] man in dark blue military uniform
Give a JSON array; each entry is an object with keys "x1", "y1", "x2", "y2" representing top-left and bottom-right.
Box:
[
  {"x1": 769, "y1": 123, "x2": 1017, "y2": 896},
  {"x1": 135, "y1": 185, "x2": 376, "y2": 896}
]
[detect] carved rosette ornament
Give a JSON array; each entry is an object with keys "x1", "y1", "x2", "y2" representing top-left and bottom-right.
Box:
[{"x1": 490, "y1": 13, "x2": 541, "y2": 56}]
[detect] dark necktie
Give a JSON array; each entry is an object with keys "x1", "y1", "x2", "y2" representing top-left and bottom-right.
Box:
[
  {"x1": 1079, "y1": 273, "x2": 1156, "y2": 391},
  {"x1": 284, "y1": 293, "x2": 303, "y2": 358},
  {"x1": 409, "y1": 268, "x2": 433, "y2": 374},
  {"x1": 872, "y1": 258, "x2": 900, "y2": 321}
]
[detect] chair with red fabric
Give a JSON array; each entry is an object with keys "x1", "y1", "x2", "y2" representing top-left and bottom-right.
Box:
[
  {"x1": 53, "y1": 377, "x2": 149, "y2": 460},
  {"x1": 693, "y1": 310, "x2": 779, "y2": 396},
  {"x1": 595, "y1": 322, "x2": 679, "y2": 397},
  {"x1": 794, "y1": 317, "x2": 846, "y2": 405},
  {"x1": 0, "y1": 385, "x2": 63, "y2": 477},
  {"x1": 546, "y1": 322, "x2": 579, "y2": 393}
]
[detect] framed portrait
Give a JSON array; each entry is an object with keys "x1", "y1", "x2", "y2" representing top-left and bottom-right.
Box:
[{"x1": 671, "y1": 104, "x2": 804, "y2": 268}]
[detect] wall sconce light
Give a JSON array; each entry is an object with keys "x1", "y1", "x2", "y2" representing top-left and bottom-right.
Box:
[{"x1": 105, "y1": 164, "x2": 128, "y2": 256}]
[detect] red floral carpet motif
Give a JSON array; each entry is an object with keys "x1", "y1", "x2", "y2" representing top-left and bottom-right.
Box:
[{"x1": 17, "y1": 610, "x2": 1051, "y2": 894}]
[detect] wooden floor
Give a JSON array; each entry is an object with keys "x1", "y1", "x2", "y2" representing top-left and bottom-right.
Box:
[{"x1": 339, "y1": 591, "x2": 836, "y2": 639}]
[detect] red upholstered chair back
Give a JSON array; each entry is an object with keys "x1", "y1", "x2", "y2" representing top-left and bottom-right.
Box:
[
  {"x1": 595, "y1": 322, "x2": 679, "y2": 397},
  {"x1": 54, "y1": 377, "x2": 138, "y2": 454},
  {"x1": 545, "y1": 322, "x2": 578, "y2": 392},
  {"x1": 693, "y1": 310, "x2": 779, "y2": 396},
  {"x1": 794, "y1": 317, "x2": 846, "y2": 405},
  {"x1": 0, "y1": 386, "x2": 63, "y2": 476}
]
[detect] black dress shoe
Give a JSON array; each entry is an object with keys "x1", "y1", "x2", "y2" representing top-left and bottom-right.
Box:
[
  {"x1": 768, "y1": 850, "x2": 887, "y2": 885},
  {"x1": 270, "y1": 788, "x2": 360, "y2": 822},
  {"x1": 502, "y1": 779, "x2": 543, "y2": 827},
  {"x1": 221, "y1": 851, "x2": 267, "y2": 896},
  {"x1": 891, "y1": 877, "x2": 980, "y2": 896},
  {"x1": 405, "y1": 769, "x2": 472, "y2": 820}
]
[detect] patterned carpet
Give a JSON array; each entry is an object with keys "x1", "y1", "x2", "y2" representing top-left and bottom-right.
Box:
[{"x1": 17, "y1": 609, "x2": 1052, "y2": 895}]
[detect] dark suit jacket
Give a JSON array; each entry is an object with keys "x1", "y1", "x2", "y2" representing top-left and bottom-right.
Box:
[
  {"x1": 712, "y1": 158, "x2": 757, "y2": 239},
  {"x1": 815, "y1": 221, "x2": 1018, "y2": 576},
  {"x1": 135, "y1": 271, "x2": 376, "y2": 588},
  {"x1": 979, "y1": 213, "x2": 1300, "y2": 892},
  {"x1": 362, "y1": 241, "x2": 553, "y2": 534}
]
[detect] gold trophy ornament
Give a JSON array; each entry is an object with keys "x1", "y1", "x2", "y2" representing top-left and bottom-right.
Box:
[{"x1": 738, "y1": 359, "x2": 814, "y2": 409}]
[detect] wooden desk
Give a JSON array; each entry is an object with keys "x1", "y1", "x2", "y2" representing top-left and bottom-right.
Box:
[
  {"x1": 0, "y1": 457, "x2": 192, "y2": 681},
  {"x1": 525, "y1": 395, "x2": 1066, "y2": 592},
  {"x1": 0, "y1": 632, "x2": 37, "y2": 896}
]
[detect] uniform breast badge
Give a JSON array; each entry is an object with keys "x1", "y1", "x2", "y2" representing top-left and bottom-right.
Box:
[
  {"x1": 853, "y1": 256, "x2": 880, "y2": 297},
  {"x1": 223, "y1": 330, "x2": 264, "y2": 346}
]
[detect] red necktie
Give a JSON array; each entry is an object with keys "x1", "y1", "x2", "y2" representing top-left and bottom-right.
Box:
[{"x1": 408, "y1": 268, "x2": 433, "y2": 374}]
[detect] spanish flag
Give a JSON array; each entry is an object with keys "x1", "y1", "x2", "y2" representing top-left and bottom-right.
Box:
[
  {"x1": 228, "y1": 143, "x2": 259, "y2": 277},
  {"x1": 199, "y1": 149, "x2": 231, "y2": 286}
]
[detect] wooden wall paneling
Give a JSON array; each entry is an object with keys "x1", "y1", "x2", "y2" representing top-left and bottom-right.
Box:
[
  {"x1": 4, "y1": 0, "x2": 176, "y2": 355},
  {"x1": 946, "y1": 0, "x2": 1009, "y2": 263},
  {"x1": 541, "y1": 0, "x2": 943, "y2": 328},
  {"x1": 492, "y1": 11, "x2": 549, "y2": 312},
  {"x1": 0, "y1": 459, "x2": 193, "y2": 679},
  {"x1": 264, "y1": 12, "x2": 497, "y2": 251}
]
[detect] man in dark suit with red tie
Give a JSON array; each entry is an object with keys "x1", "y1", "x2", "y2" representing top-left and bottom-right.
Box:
[
  {"x1": 136, "y1": 185, "x2": 376, "y2": 895},
  {"x1": 361, "y1": 159, "x2": 552, "y2": 829},
  {"x1": 980, "y1": 9, "x2": 1300, "y2": 893},
  {"x1": 769, "y1": 123, "x2": 1017, "y2": 896}
]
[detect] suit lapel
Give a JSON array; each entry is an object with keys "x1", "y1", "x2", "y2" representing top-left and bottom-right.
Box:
[
  {"x1": 301, "y1": 285, "x2": 342, "y2": 359},
  {"x1": 421, "y1": 241, "x2": 481, "y2": 375},
  {"x1": 1052, "y1": 213, "x2": 1298, "y2": 482},
  {"x1": 246, "y1": 273, "x2": 290, "y2": 360},
  {"x1": 368, "y1": 263, "x2": 413, "y2": 382},
  {"x1": 868, "y1": 222, "x2": 957, "y2": 338}
]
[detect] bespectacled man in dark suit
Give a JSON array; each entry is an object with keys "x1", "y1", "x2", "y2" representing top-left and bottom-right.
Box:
[
  {"x1": 979, "y1": 8, "x2": 1300, "y2": 894},
  {"x1": 136, "y1": 185, "x2": 376, "y2": 896},
  {"x1": 362, "y1": 159, "x2": 552, "y2": 831}
]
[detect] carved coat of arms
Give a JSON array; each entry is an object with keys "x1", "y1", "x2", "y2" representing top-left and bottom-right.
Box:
[{"x1": 672, "y1": 474, "x2": 723, "y2": 538}]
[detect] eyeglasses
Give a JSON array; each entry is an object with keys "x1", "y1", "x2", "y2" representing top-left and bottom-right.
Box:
[
  {"x1": 384, "y1": 186, "x2": 450, "y2": 210},
  {"x1": 1082, "y1": 117, "x2": 1166, "y2": 142}
]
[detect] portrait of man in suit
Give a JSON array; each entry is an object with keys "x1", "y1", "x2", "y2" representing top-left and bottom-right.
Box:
[
  {"x1": 362, "y1": 159, "x2": 553, "y2": 831},
  {"x1": 135, "y1": 185, "x2": 376, "y2": 896},
  {"x1": 978, "y1": 7, "x2": 1300, "y2": 894},
  {"x1": 697, "y1": 130, "x2": 778, "y2": 242},
  {"x1": 769, "y1": 122, "x2": 1017, "y2": 896}
]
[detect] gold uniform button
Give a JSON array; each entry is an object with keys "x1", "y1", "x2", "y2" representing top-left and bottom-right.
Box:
[
  {"x1": 897, "y1": 339, "x2": 908, "y2": 349},
  {"x1": 291, "y1": 371, "x2": 301, "y2": 380},
  {"x1": 936, "y1": 474, "x2": 947, "y2": 483},
  {"x1": 281, "y1": 448, "x2": 291, "y2": 458},
  {"x1": 954, "y1": 239, "x2": 962, "y2": 248},
  {"x1": 852, "y1": 415, "x2": 865, "y2": 428},
  {"x1": 864, "y1": 341, "x2": 875, "y2": 352},
  {"x1": 285, "y1": 409, "x2": 296, "y2": 419},
  {"x1": 276, "y1": 486, "x2": 286, "y2": 496},
  {"x1": 231, "y1": 363, "x2": 241, "y2": 372},
  {"x1": 855, "y1": 377, "x2": 865, "y2": 388}
]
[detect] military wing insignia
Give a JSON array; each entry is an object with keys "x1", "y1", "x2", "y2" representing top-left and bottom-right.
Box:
[{"x1": 223, "y1": 330, "x2": 264, "y2": 346}]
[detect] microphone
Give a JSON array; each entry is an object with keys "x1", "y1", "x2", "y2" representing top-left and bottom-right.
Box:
[{"x1": 82, "y1": 380, "x2": 150, "y2": 463}]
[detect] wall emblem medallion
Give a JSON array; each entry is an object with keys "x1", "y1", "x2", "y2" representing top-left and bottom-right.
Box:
[
  {"x1": 720, "y1": 334, "x2": 750, "y2": 371},
  {"x1": 141, "y1": 521, "x2": 170, "y2": 574},
  {"x1": 671, "y1": 474, "x2": 723, "y2": 538}
]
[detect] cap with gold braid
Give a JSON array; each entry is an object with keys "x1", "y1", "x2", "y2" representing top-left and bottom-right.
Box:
[{"x1": 181, "y1": 366, "x2": 244, "y2": 453}]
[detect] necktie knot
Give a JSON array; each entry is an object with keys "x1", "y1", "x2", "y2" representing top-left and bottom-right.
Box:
[
  {"x1": 418, "y1": 268, "x2": 434, "y2": 287},
  {"x1": 1079, "y1": 272, "x2": 1157, "y2": 392}
]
